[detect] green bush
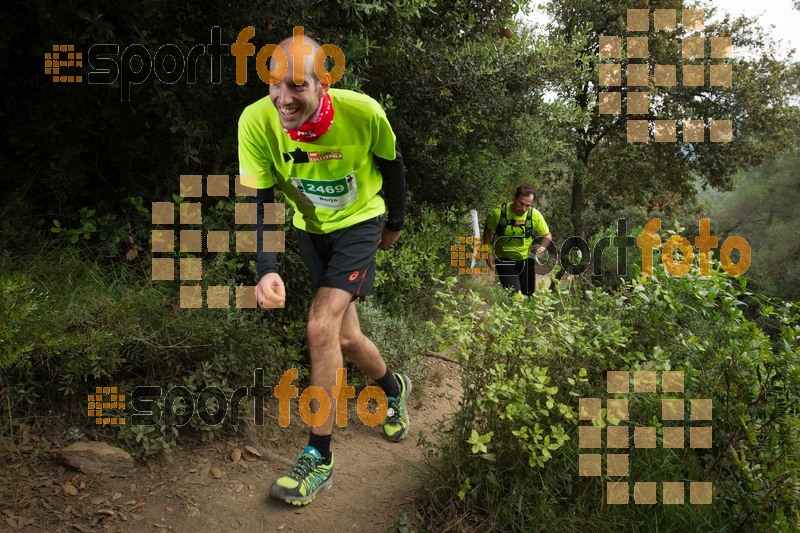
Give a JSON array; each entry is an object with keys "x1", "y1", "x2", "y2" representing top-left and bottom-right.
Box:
[
  {"x1": 0, "y1": 245, "x2": 304, "y2": 451},
  {"x1": 374, "y1": 203, "x2": 461, "y2": 318},
  {"x1": 422, "y1": 265, "x2": 800, "y2": 531},
  {"x1": 354, "y1": 299, "x2": 431, "y2": 386}
]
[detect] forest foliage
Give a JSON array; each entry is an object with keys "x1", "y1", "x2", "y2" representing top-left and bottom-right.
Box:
[{"x1": 0, "y1": 0, "x2": 798, "y2": 529}]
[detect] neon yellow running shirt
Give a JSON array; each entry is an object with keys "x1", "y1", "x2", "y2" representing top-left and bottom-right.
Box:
[
  {"x1": 238, "y1": 88, "x2": 397, "y2": 234},
  {"x1": 485, "y1": 205, "x2": 550, "y2": 260}
]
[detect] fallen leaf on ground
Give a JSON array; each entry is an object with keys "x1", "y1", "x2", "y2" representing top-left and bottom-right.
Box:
[
  {"x1": 62, "y1": 483, "x2": 78, "y2": 496},
  {"x1": 234, "y1": 484, "x2": 244, "y2": 493},
  {"x1": 231, "y1": 449, "x2": 242, "y2": 463},
  {"x1": 40, "y1": 499, "x2": 57, "y2": 513},
  {"x1": 244, "y1": 445, "x2": 261, "y2": 457},
  {"x1": 210, "y1": 467, "x2": 223, "y2": 479}
]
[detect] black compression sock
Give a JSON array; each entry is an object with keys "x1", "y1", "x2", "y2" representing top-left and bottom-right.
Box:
[
  {"x1": 308, "y1": 433, "x2": 332, "y2": 462},
  {"x1": 376, "y1": 367, "x2": 401, "y2": 399}
]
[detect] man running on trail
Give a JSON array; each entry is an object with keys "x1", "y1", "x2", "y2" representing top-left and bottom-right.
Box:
[
  {"x1": 238, "y1": 31, "x2": 410, "y2": 506},
  {"x1": 483, "y1": 185, "x2": 553, "y2": 296}
]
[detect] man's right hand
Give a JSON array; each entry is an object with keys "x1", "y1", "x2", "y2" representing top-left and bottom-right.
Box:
[
  {"x1": 486, "y1": 252, "x2": 495, "y2": 270},
  {"x1": 255, "y1": 273, "x2": 286, "y2": 309}
]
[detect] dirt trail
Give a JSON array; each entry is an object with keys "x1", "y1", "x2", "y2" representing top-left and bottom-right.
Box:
[{"x1": 1, "y1": 359, "x2": 462, "y2": 532}]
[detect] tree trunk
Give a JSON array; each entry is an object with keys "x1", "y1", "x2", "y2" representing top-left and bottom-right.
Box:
[
  {"x1": 570, "y1": 174, "x2": 583, "y2": 238},
  {"x1": 571, "y1": 143, "x2": 592, "y2": 239},
  {"x1": 570, "y1": 137, "x2": 594, "y2": 239}
]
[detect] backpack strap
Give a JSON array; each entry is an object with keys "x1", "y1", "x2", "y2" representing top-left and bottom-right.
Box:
[
  {"x1": 524, "y1": 207, "x2": 534, "y2": 238},
  {"x1": 495, "y1": 203, "x2": 536, "y2": 240},
  {"x1": 495, "y1": 203, "x2": 509, "y2": 239}
]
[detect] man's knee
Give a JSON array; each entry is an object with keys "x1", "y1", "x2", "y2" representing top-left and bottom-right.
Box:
[
  {"x1": 307, "y1": 288, "x2": 352, "y2": 345},
  {"x1": 307, "y1": 315, "x2": 339, "y2": 346},
  {"x1": 339, "y1": 331, "x2": 362, "y2": 354}
]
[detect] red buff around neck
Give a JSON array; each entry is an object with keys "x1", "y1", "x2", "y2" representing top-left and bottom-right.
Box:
[{"x1": 285, "y1": 93, "x2": 334, "y2": 142}]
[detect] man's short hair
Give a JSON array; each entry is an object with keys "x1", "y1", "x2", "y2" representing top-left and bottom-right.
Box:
[
  {"x1": 514, "y1": 185, "x2": 536, "y2": 201},
  {"x1": 275, "y1": 34, "x2": 324, "y2": 84}
]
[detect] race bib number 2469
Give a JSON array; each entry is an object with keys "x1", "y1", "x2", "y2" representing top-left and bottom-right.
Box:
[{"x1": 291, "y1": 173, "x2": 358, "y2": 210}]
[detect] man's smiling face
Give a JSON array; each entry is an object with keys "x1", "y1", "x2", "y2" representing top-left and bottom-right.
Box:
[{"x1": 269, "y1": 50, "x2": 328, "y2": 130}]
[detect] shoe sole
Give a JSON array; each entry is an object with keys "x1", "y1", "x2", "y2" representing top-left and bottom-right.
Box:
[{"x1": 268, "y1": 476, "x2": 333, "y2": 506}]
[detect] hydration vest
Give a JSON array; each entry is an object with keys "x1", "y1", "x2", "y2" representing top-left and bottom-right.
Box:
[{"x1": 495, "y1": 202, "x2": 534, "y2": 241}]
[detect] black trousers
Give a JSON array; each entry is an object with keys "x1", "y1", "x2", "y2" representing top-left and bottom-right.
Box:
[{"x1": 495, "y1": 257, "x2": 537, "y2": 296}]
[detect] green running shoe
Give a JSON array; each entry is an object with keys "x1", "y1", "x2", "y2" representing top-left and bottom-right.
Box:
[
  {"x1": 268, "y1": 446, "x2": 333, "y2": 506},
  {"x1": 383, "y1": 373, "x2": 412, "y2": 442}
]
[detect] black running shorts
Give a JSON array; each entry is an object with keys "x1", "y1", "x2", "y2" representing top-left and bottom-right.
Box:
[{"x1": 296, "y1": 216, "x2": 383, "y2": 297}]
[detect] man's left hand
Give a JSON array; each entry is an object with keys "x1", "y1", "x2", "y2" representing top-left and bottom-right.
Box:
[
  {"x1": 379, "y1": 227, "x2": 401, "y2": 249},
  {"x1": 532, "y1": 244, "x2": 547, "y2": 255}
]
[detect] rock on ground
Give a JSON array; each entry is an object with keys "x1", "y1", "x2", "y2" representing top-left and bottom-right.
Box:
[{"x1": 58, "y1": 441, "x2": 134, "y2": 476}]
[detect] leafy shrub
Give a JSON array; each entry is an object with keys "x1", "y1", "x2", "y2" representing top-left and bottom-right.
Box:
[
  {"x1": 374, "y1": 203, "x2": 461, "y2": 318},
  {"x1": 423, "y1": 265, "x2": 800, "y2": 531},
  {"x1": 0, "y1": 245, "x2": 304, "y2": 450},
  {"x1": 354, "y1": 299, "x2": 431, "y2": 386}
]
